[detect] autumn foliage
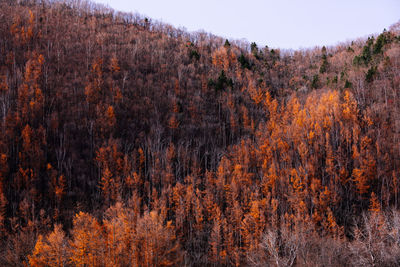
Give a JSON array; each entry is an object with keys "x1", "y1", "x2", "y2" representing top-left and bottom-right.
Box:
[{"x1": 1, "y1": 0, "x2": 400, "y2": 266}]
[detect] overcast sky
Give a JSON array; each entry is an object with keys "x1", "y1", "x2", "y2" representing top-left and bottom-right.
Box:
[{"x1": 92, "y1": 0, "x2": 400, "y2": 50}]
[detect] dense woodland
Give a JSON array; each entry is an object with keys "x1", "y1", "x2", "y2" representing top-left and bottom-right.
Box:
[{"x1": 1, "y1": 0, "x2": 400, "y2": 266}]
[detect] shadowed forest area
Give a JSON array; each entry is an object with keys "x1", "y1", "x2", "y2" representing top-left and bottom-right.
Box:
[{"x1": 1, "y1": 0, "x2": 400, "y2": 266}]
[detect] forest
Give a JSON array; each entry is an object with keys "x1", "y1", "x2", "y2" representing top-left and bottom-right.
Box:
[{"x1": 1, "y1": 0, "x2": 400, "y2": 266}]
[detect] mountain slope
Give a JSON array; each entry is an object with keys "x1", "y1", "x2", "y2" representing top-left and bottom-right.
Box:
[{"x1": 1, "y1": 0, "x2": 400, "y2": 266}]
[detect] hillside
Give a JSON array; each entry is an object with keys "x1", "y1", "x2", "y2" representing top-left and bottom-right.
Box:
[{"x1": 1, "y1": 0, "x2": 400, "y2": 266}]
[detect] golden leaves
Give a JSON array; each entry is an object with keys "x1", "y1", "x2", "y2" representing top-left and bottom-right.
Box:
[{"x1": 28, "y1": 224, "x2": 68, "y2": 267}]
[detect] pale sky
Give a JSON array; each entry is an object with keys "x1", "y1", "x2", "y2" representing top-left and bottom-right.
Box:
[{"x1": 93, "y1": 0, "x2": 399, "y2": 50}]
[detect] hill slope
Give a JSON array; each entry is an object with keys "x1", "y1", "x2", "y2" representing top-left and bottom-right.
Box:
[{"x1": 1, "y1": 0, "x2": 400, "y2": 265}]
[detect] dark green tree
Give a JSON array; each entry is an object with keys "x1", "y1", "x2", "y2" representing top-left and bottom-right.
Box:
[
  {"x1": 238, "y1": 54, "x2": 251, "y2": 69},
  {"x1": 365, "y1": 66, "x2": 377, "y2": 83},
  {"x1": 311, "y1": 74, "x2": 319, "y2": 89}
]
